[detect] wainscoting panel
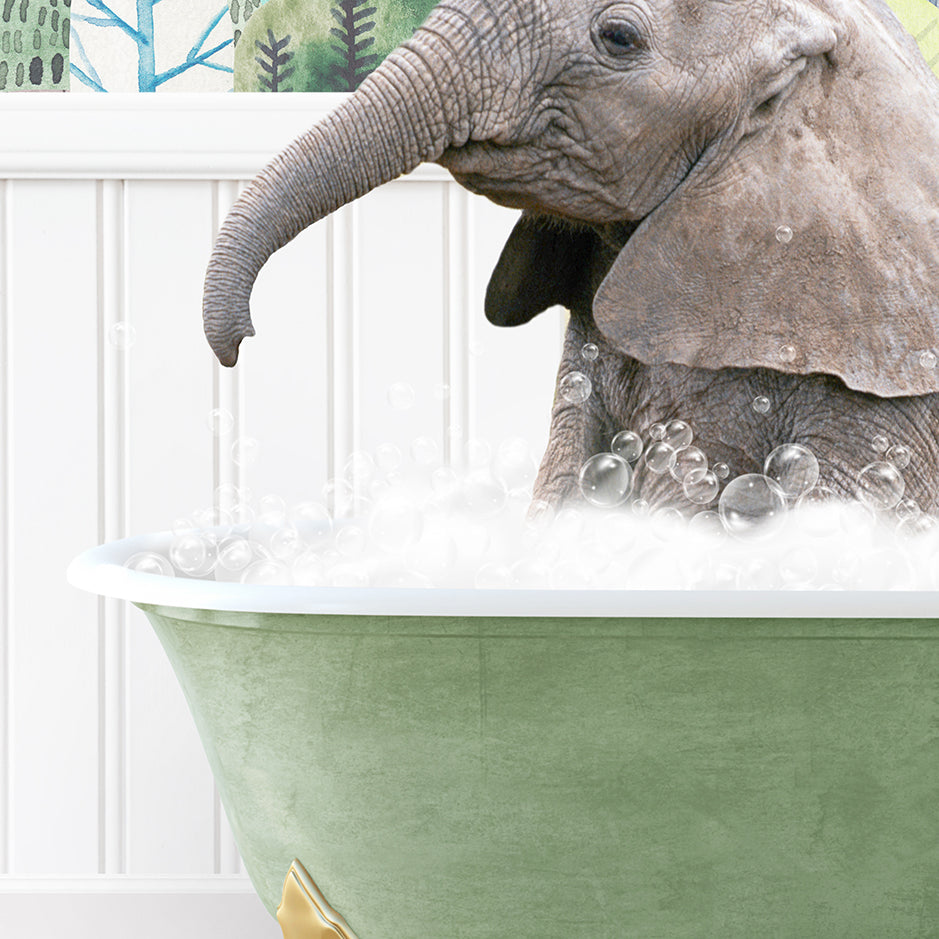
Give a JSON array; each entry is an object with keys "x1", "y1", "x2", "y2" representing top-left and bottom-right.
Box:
[{"x1": 0, "y1": 95, "x2": 562, "y2": 932}]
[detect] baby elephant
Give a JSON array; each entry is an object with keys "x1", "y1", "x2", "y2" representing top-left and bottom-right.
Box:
[{"x1": 203, "y1": 0, "x2": 939, "y2": 512}]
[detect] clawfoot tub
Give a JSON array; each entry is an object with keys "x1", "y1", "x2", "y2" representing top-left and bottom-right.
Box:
[{"x1": 69, "y1": 532, "x2": 939, "y2": 937}]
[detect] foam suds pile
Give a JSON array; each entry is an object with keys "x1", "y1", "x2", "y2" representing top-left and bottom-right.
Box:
[{"x1": 124, "y1": 425, "x2": 939, "y2": 590}]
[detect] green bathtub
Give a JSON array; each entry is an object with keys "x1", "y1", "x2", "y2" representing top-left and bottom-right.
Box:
[{"x1": 69, "y1": 534, "x2": 939, "y2": 937}]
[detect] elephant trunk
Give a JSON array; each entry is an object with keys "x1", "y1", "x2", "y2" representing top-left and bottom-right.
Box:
[{"x1": 203, "y1": 14, "x2": 480, "y2": 366}]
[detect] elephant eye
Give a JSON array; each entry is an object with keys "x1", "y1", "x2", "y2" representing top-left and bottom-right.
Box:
[{"x1": 597, "y1": 22, "x2": 644, "y2": 57}]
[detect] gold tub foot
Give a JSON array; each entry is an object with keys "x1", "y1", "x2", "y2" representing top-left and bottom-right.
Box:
[{"x1": 277, "y1": 859, "x2": 359, "y2": 939}]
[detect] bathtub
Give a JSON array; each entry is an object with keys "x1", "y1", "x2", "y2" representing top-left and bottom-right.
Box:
[{"x1": 68, "y1": 531, "x2": 939, "y2": 937}]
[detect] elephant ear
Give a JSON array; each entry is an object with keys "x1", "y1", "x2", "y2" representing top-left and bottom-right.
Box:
[
  {"x1": 593, "y1": 0, "x2": 939, "y2": 398},
  {"x1": 486, "y1": 214, "x2": 597, "y2": 325}
]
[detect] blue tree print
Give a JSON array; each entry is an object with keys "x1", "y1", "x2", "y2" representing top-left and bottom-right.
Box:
[{"x1": 71, "y1": 0, "x2": 233, "y2": 91}]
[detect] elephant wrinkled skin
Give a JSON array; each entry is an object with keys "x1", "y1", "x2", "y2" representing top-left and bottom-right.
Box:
[{"x1": 203, "y1": 0, "x2": 939, "y2": 512}]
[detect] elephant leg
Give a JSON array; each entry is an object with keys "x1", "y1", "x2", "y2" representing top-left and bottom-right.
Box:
[{"x1": 532, "y1": 316, "x2": 610, "y2": 505}]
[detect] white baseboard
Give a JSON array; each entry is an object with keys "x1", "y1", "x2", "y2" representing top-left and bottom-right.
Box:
[{"x1": 0, "y1": 880, "x2": 282, "y2": 939}]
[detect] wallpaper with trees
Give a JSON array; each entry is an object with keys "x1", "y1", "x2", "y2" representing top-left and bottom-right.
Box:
[{"x1": 0, "y1": 0, "x2": 934, "y2": 92}]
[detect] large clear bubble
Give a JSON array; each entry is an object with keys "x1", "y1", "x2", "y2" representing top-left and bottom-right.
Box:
[
  {"x1": 578, "y1": 453, "x2": 633, "y2": 508},
  {"x1": 763, "y1": 444, "x2": 819, "y2": 501},
  {"x1": 683, "y1": 468, "x2": 720, "y2": 505},
  {"x1": 663, "y1": 420, "x2": 693, "y2": 451},
  {"x1": 856, "y1": 462, "x2": 905, "y2": 510},
  {"x1": 718, "y1": 474, "x2": 787, "y2": 539},
  {"x1": 611, "y1": 430, "x2": 643, "y2": 464},
  {"x1": 644, "y1": 441, "x2": 677, "y2": 475},
  {"x1": 559, "y1": 371, "x2": 592, "y2": 404}
]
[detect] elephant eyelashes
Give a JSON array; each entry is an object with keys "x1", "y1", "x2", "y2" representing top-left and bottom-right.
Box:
[{"x1": 596, "y1": 23, "x2": 644, "y2": 56}]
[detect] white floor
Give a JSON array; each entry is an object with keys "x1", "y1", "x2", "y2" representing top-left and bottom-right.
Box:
[{"x1": 0, "y1": 890, "x2": 282, "y2": 938}]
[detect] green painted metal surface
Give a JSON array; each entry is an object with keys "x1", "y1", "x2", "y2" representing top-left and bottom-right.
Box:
[{"x1": 140, "y1": 605, "x2": 939, "y2": 937}]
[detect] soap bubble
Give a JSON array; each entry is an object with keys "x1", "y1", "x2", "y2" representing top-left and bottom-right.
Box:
[
  {"x1": 387, "y1": 382, "x2": 415, "y2": 410},
  {"x1": 578, "y1": 453, "x2": 633, "y2": 507},
  {"x1": 611, "y1": 430, "x2": 643, "y2": 463},
  {"x1": 683, "y1": 468, "x2": 720, "y2": 505},
  {"x1": 895, "y1": 499, "x2": 921, "y2": 522},
  {"x1": 751, "y1": 396, "x2": 771, "y2": 415},
  {"x1": 871, "y1": 435, "x2": 888, "y2": 453},
  {"x1": 289, "y1": 501, "x2": 333, "y2": 548},
  {"x1": 663, "y1": 420, "x2": 693, "y2": 451},
  {"x1": 459, "y1": 471, "x2": 507, "y2": 518},
  {"x1": 125, "y1": 551, "x2": 174, "y2": 576},
  {"x1": 896, "y1": 513, "x2": 936, "y2": 538},
  {"x1": 627, "y1": 546, "x2": 684, "y2": 588},
  {"x1": 795, "y1": 486, "x2": 840, "y2": 534},
  {"x1": 551, "y1": 558, "x2": 596, "y2": 588},
  {"x1": 241, "y1": 559, "x2": 290, "y2": 586},
  {"x1": 778, "y1": 345, "x2": 797, "y2": 364},
  {"x1": 335, "y1": 524, "x2": 367, "y2": 557},
  {"x1": 411, "y1": 436, "x2": 440, "y2": 466},
  {"x1": 475, "y1": 562, "x2": 513, "y2": 589},
  {"x1": 780, "y1": 547, "x2": 818, "y2": 585},
  {"x1": 644, "y1": 441, "x2": 677, "y2": 475},
  {"x1": 229, "y1": 502, "x2": 255, "y2": 526},
  {"x1": 510, "y1": 558, "x2": 552, "y2": 589},
  {"x1": 631, "y1": 498, "x2": 651, "y2": 517},
  {"x1": 775, "y1": 225, "x2": 793, "y2": 243},
  {"x1": 581, "y1": 342, "x2": 599, "y2": 361},
  {"x1": 718, "y1": 474, "x2": 787, "y2": 539},
  {"x1": 322, "y1": 478, "x2": 355, "y2": 516},
  {"x1": 407, "y1": 521, "x2": 457, "y2": 578},
  {"x1": 670, "y1": 446, "x2": 707, "y2": 482},
  {"x1": 344, "y1": 450, "x2": 376, "y2": 486},
  {"x1": 554, "y1": 506, "x2": 586, "y2": 539},
  {"x1": 430, "y1": 466, "x2": 460, "y2": 498},
  {"x1": 372, "y1": 567, "x2": 433, "y2": 589},
  {"x1": 375, "y1": 443, "x2": 403, "y2": 473},
  {"x1": 856, "y1": 462, "x2": 905, "y2": 510},
  {"x1": 330, "y1": 565, "x2": 369, "y2": 588},
  {"x1": 648, "y1": 422, "x2": 666, "y2": 441},
  {"x1": 217, "y1": 537, "x2": 254, "y2": 572},
  {"x1": 493, "y1": 437, "x2": 537, "y2": 490},
  {"x1": 169, "y1": 532, "x2": 216, "y2": 576},
  {"x1": 559, "y1": 371, "x2": 592, "y2": 404},
  {"x1": 108, "y1": 321, "x2": 136, "y2": 350},
  {"x1": 920, "y1": 350, "x2": 937, "y2": 370},
  {"x1": 270, "y1": 526, "x2": 303, "y2": 561},
  {"x1": 885, "y1": 444, "x2": 911, "y2": 470},
  {"x1": 213, "y1": 482, "x2": 241, "y2": 508},
  {"x1": 524, "y1": 499, "x2": 556, "y2": 535},
  {"x1": 466, "y1": 438, "x2": 492, "y2": 467},
  {"x1": 763, "y1": 444, "x2": 819, "y2": 500},
  {"x1": 172, "y1": 516, "x2": 196, "y2": 536},
  {"x1": 712, "y1": 462, "x2": 730, "y2": 480},
  {"x1": 369, "y1": 496, "x2": 423, "y2": 552},
  {"x1": 291, "y1": 551, "x2": 326, "y2": 586},
  {"x1": 207, "y1": 408, "x2": 234, "y2": 436},
  {"x1": 738, "y1": 557, "x2": 782, "y2": 590},
  {"x1": 650, "y1": 507, "x2": 686, "y2": 541},
  {"x1": 258, "y1": 493, "x2": 287, "y2": 521},
  {"x1": 231, "y1": 437, "x2": 260, "y2": 467},
  {"x1": 849, "y1": 550, "x2": 914, "y2": 590},
  {"x1": 687, "y1": 510, "x2": 723, "y2": 537}
]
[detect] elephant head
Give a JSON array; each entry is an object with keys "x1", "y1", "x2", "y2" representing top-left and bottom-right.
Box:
[{"x1": 204, "y1": 0, "x2": 939, "y2": 430}]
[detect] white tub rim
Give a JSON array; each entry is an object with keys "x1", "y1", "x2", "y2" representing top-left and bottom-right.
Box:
[{"x1": 66, "y1": 531, "x2": 939, "y2": 619}]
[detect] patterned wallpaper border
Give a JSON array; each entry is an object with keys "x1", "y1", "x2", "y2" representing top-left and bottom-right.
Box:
[{"x1": 0, "y1": 0, "x2": 935, "y2": 93}]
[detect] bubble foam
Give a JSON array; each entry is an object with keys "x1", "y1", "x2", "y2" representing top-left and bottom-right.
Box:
[{"x1": 130, "y1": 430, "x2": 939, "y2": 591}]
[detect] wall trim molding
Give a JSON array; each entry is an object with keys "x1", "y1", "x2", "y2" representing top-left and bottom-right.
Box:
[
  {"x1": 0, "y1": 875, "x2": 255, "y2": 893},
  {"x1": 0, "y1": 93, "x2": 452, "y2": 181}
]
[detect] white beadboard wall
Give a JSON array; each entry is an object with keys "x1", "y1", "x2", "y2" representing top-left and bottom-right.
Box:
[{"x1": 0, "y1": 95, "x2": 564, "y2": 936}]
